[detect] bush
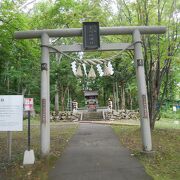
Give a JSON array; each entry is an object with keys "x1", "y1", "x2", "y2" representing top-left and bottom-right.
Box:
[{"x1": 161, "y1": 109, "x2": 180, "y2": 119}]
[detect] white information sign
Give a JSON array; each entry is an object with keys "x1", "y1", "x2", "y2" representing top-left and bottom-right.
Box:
[
  {"x1": 173, "y1": 106, "x2": 177, "y2": 112},
  {"x1": 0, "y1": 95, "x2": 23, "y2": 131},
  {"x1": 24, "y1": 98, "x2": 34, "y2": 111}
]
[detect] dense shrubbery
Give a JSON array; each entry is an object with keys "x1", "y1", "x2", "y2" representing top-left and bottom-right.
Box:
[{"x1": 161, "y1": 109, "x2": 180, "y2": 119}]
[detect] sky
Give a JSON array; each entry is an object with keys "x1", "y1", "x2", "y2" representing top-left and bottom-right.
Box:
[
  {"x1": 17, "y1": 0, "x2": 180, "y2": 21},
  {"x1": 20, "y1": 0, "x2": 42, "y2": 12},
  {"x1": 19, "y1": 0, "x2": 118, "y2": 13}
]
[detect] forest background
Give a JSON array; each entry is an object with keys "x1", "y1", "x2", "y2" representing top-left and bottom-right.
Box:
[{"x1": 0, "y1": 0, "x2": 179, "y2": 129}]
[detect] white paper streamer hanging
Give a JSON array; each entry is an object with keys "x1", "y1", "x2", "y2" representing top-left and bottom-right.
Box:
[
  {"x1": 96, "y1": 64, "x2": 104, "y2": 76},
  {"x1": 108, "y1": 61, "x2": 114, "y2": 75},
  {"x1": 82, "y1": 63, "x2": 87, "y2": 76},
  {"x1": 88, "y1": 66, "x2": 96, "y2": 79},
  {"x1": 79, "y1": 52, "x2": 84, "y2": 60},
  {"x1": 71, "y1": 61, "x2": 77, "y2": 76}
]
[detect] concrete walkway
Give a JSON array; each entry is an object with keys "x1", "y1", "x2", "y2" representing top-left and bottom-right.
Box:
[{"x1": 49, "y1": 123, "x2": 152, "y2": 180}]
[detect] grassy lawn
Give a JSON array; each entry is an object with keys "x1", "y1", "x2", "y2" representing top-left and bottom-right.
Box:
[
  {"x1": 156, "y1": 118, "x2": 180, "y2": 129},
  {"x1": 23, "y1": 115, "x2": 41, "y2": 125},
  {"x1": 112, "y1": 124, "x2": 180, "y2": 180},
  {"x1": 0, "y1": 122, "x2": 78, "y2": 180}
]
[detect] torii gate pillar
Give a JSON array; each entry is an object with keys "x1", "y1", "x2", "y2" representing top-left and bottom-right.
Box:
[
  {"x1": 40, "y1": 33, "x2": 50, "y2": 155},
  {"x1": 133, "y1": 29, "x2": 152, "y2": 151}
]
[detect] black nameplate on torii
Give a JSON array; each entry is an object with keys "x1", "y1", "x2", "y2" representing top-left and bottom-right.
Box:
[{"x1": 83, "y1": 22, "x2": 100, "y2": 50}]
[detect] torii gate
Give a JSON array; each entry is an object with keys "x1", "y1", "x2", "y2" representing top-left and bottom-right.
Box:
[{"x1": 15, "y1": 26, "x2": 166, "y2": 156}]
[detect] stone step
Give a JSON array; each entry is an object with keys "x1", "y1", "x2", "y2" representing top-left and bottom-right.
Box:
[{"x1": 82, "y1": 112, "x2": 103, "y2": 121}]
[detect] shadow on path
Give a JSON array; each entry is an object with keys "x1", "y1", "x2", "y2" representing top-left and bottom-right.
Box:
[{"x1": 49, "y1": 123, "x2": 152, "y2": 180}]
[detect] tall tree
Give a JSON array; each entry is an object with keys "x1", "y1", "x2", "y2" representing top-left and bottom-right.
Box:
[{"x1": 114, "y1": 0, "x2": 180, "y2": 129}]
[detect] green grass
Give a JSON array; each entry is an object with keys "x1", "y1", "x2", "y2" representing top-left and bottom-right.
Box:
[
  {"x1": 23, "y1": 115, "x2": 40, "y2": 125},
  {"x1": 112, "y1": 125, "x2": 180, "y2": 180},
  {"x1": 156, "y1": 118, "x2": 180, "y2": 129},
  {"x1": 0, "y1": 123, "x2": 78, "y2": 180}
]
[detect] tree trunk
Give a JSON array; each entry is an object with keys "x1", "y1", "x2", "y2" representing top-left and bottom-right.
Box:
[
  {"x1": 101, "y1": 87, "x2": 105, "y2": 106},
  {"x1": 61, "y1": 96, "x2": 64, "y2": 111},
  {"x1": 121, "y1": 83, "x2": 126, "y2": 110},
  {"x1": 129, "y1": 90, "x2": 133, "y2": 110},
  {"x1": 116, "y1": 82, "x2": 119, "y2": 110},
  {"x1": 113, "y1": 83, "x2": 117, "y2": 111},
  {"x1": 149, "y1": 68, "x2": 158, "y2": 129},
  {"x1": 55, "y1": 84, "x2": 59, "y2": 114},
  {"x1": 60, "y1": 86, "x2": 68, "y2": 111}
]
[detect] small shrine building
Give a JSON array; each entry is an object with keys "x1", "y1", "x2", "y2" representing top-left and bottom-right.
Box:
[{"x1": 84, "y1": 90, "x2": 98, "y2": 112}]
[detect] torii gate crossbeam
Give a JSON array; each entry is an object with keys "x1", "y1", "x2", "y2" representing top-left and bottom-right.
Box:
[
  {"x1": 15, "y1": 26, "x2": 166, "y2": 156},
  {"x1": 15, "y1": 26, "x2": 166, "y2": 39}
]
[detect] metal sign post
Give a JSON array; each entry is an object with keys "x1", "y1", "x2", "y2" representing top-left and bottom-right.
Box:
[
  {"x1": 27, "y1": 111, "x2": 31, "y2": 151},
  {"x1": 23, "y1": 98, "x2": 35, "y2": 165},
  {"x1": 14, "y1": 25, "x2": 166, "y2": 154},
  {"x1": 24, "y1": 98, "x2": 34, "y2": 150},
  {"x1": 7, "y1": 131, "x2": 12, "y2": 161}
]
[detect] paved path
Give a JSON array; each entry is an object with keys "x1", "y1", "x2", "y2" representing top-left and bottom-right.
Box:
[{"x1": 49, "y1": 123, "x2": 152, "y2": 180}]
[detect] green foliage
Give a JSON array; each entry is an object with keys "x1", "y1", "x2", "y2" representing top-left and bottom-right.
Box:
[{"x1": 160, "y1": 109, "x2": 180, "y2": 119}]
